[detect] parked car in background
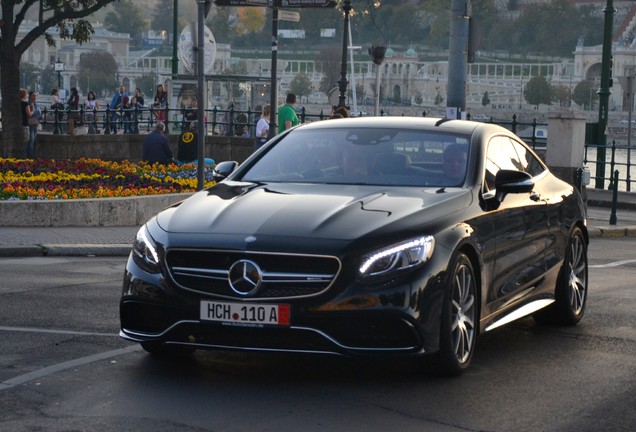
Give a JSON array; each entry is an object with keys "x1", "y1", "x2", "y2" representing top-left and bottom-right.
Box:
[
  {"x1": 120, "y1": 117, "x2": 588, "y2": 376},
  {"x1": 517, "y1": 125, "x2": 548, "y2": 149}
]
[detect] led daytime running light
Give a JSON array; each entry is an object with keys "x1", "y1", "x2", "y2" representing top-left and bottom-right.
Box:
[{"x1": 359, "y1": 236, "x2": 433, "y2": 274}]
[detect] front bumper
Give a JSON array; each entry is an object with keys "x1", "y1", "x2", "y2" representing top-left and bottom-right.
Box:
[{"x1": 120, "y1": 252, "x2": 446, "y2": 357}]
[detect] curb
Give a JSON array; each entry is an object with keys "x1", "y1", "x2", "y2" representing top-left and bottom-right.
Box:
[{"x1": 0, "y1": 244, "x2": 132, "y2": 257}]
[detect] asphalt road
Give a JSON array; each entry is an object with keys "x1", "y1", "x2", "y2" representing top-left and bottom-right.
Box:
[{"x1": 0, "y1": 238, "x2": 635, "y2": 432}]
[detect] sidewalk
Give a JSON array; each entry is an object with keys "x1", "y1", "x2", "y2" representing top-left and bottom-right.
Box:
[{"x1": 0, "y1": 189, "x2": 634, "y2": 258}]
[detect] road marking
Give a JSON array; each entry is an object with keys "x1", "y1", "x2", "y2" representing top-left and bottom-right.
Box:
[
  {"x1": 589, "y1": 259, "x2": 636, "y2": 268},
  {"x1": 0, "y1": 326, "x2": 118, "y2": 337},
  {"x1": 0, "y1": 345, "x2": 141, "y2": 391}
]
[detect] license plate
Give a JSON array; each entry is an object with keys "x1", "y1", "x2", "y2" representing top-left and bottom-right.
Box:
[{"x1": 200, "y1": 300, "x2": 290, "y2": 327}]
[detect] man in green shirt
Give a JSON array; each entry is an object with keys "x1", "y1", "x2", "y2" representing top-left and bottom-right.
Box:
[{"x1": 277, "y1": 93, "x2": 299, "y2": 134}]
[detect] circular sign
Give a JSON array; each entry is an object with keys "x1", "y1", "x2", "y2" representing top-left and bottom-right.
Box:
[
  {"x1": 178, "y1": 23, "x2": 216, "y2": 75},
  {"x1": 181, "y1": 131, "x2": 195, "y2": 143}
]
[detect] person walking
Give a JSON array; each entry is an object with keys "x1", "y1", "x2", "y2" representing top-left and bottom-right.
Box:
[
  {"x1": 26, "y1": 91, "x2": 41, "y2": 158},
  {"x1": 142, "y1": 122, "x2": 173, "y2": 165},
  {"x1": 277, "y1": 93, "x2": 299, "y2": 134}
]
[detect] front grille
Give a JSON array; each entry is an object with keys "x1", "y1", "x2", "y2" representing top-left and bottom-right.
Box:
[{"x1": 165, "y1": 248, "x2": 341, "y2": 300}]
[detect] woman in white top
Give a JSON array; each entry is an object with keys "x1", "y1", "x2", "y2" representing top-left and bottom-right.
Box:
[
  {"x1": 254, "y1": 104, "x2": 270, "y2": 151},
  {"x1": 85, "y1": 91, "x2": 100, "y2": 134}
]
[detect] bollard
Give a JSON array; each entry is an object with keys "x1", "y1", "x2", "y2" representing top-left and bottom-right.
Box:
[{"x1": 610, "y1": 169, "x2": 618, "y2": 225}]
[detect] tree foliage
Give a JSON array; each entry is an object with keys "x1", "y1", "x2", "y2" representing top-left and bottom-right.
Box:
[
  {"x1": 524, "y1": 75, "x2": 552, "y2": 108},
  {"x1": 289, "y1": 73, "x2": 313, "y2": 99},
  {"x1": 572, "y1": 80, "x2": 598, "y2": 110},
  {"x1": 78, "y1": 52, "x2": 119, "y2": 98},
  {"x1": 315, "y1": 46, "x2": 341, "y2": 97},
  {"x1": 551, "y1": 84, "x2": 571, "y2": 107},
  {"x1": 103, "y1": 0, "x2": 148, "y2": 46},
  {"x1": 1, "y1": 0, "x2": 117, "y2": 157}
]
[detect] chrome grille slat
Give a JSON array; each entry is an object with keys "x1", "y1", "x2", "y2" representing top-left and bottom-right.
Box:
[{"x1": 165, "y1": 248, "x2": 341, "y2": 300}]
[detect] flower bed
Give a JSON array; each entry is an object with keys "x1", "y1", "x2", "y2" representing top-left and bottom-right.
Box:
[{"x1": 0, "y1": 158, "x2": 216, "y2": 200}]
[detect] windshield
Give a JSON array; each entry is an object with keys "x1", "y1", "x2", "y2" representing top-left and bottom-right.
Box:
[{"x1": 242, "y1": 127, "x2": 470, "y2": 187}]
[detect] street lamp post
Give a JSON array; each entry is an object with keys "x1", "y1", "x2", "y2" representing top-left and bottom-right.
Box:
[
  {"x1": 54, "y1": 58, "x2": 64, "y2": 89},
  {"x1": 336, "y1": 0, "x2": 352, "y2": 109}
]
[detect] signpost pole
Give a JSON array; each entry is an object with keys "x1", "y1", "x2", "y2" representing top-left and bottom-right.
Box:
[
  {"x1": 268, "y1": 2, "x2": 279, "y2": 139},
  {"x1": 197, "y1": 0, "x2": 206, "y2": 190}
]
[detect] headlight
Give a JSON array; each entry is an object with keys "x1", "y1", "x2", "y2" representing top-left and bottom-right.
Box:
[
  {"x1": 132, "y1": 225, "x2": 161, "y2": 273},
  {"x1": 359, "y1": 236, "x2": 435, "y2": 280}
]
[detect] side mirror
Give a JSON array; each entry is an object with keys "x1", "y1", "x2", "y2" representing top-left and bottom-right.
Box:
[
  {"x1": 212, "y1": 161, "x2": 238, "y2": 182},
  {"x1": 494, "y1": 170, "x2": 534, "y2": 201}
]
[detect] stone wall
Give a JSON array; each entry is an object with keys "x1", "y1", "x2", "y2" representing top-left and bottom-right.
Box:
[{"x1": 33, "y1": 134, "x2": 255, "y2": 164}]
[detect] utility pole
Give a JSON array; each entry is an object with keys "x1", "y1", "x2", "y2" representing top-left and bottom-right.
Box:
[
  {"x1": 447, "y1": 0, "x2": 470, "y2": 119},
  {"x1": 336, "y1": 0, "x2": 352, "y2": 109},
  {"x1": 268, "y1": 3, "x2": 279, "y2": 139},
  {"x1": 596, "y1": 0, "x2": 615, "y2": 189},
  {"x1": 172, "y1": 0, "x2": 179, "y2": 77}
]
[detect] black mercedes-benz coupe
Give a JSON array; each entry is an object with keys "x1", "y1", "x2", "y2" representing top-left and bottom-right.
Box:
[{"x1": 120, "y1": 117, "x2": 588, "y2": 375}]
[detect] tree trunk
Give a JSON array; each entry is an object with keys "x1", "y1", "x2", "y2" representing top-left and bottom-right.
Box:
[{"x1": 0, "y1": 30, "x2": 24, "y2": 158}]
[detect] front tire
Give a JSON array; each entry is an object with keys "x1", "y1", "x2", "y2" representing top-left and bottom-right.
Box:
[
  {"x1": 534, "y1": 226, "x2": 588, "y2": 325},
  {"x1": 434, "y1": 253, "x2": 478, "y2": 376}
]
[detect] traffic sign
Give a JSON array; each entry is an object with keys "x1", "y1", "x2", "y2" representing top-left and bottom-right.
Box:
[
  {"x1": 280, "y1": 0, "x2": 336, "y2": 7},
  {"x1": 214, "y1": 0, "x2": 335, "y2": 6},
  {"x1": 214, "y1": 0, "x2": 272, "y2": 6},
  {"x1": 279, "y1": 10, "x2": 300, "y2": 22}
]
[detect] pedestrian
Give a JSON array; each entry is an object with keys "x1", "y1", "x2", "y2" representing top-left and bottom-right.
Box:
[
  {"x1": 142, "y1": 122, "x2": 174, "y2": 165},
  {"x1": 67, "y1": 87, "x2": 80, "y2": 135},
  {"x1": 121, "y1": 96, "x2": 133, "y2": 134},
  {"x1": 152, "y1": 84, "x2": 168, "y2": 122},
  {"x1": 134, "y1": 87, "x2": 145, "y2": 126},
  {"x1": 109, "y1": 85, "x2": 127, "y2": 134},
  {"x1": 26, "y1": 91, "x2": 41, "y2": 158},
  {"x1": 85, "y1": 91, "x2": 99, "y2": 134},
  {"x1": 277, "y1": 93, "x2": 299, "y2": 134},
  {"x1": 254, "y1": 103, "x2": 270, "y2": 150},
  {"x1": 20, "y1": 88, "x2": 30, "y2": 154},
  {"x1": 134, "y1": 88, "x2": 145, "y2": 107},
  {"x1": 183, "y1": 97, "x2": 198, "y2": 131},
  {"x1": 129, "y1": 96, "x2": 143, "y2": 133},
  {"x1": 50, "y1": 88, "x2": 64, "y2": 131}
]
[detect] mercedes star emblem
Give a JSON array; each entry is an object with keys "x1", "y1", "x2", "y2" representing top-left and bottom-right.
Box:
[{"x1": 228, "y1": 259, "x2": 263, "y2": 296}]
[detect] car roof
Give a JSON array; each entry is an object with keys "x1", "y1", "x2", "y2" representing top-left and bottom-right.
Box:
[{"x1": 293, "y1": 116, "x2": 501, "y2": 136}]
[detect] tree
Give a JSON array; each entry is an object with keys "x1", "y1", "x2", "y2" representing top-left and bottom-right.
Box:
[
  {"x1": 289, "y1": 73, "x2": 313, "y2": 101},
  {"x1": 150, "y1": 0, "x2": 175, "y2": 33},
  {"x1": 572, "y1": 80, "x2": 598, "y2": 110},
  {"x1": 103, "y1": 1, "x2": 148, "y2": 46},
  {"x1": 551, "y1": 84, "x2": 571, "y2": 107},
  {"x1": 1, "y1": 0, "x2": 117, "y2": 157},
  {"x1": 78, "y1": 52, "x2": 118, "y2": 98},
  {"x1": 524, "y1": 75, "x2": 552, "y2": 108},
  {"x1": 315, "y1": 46, "x2": 341, "y2": 98}
]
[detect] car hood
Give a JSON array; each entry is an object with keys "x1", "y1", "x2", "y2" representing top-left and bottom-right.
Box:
[{"x1": 155, "y1": 181, "x2": 472, "y2": 242}]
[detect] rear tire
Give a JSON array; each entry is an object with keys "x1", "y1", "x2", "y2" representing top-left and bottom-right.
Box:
[
  {"x1": 533, "y1": 226, "x2": 588, "y2": 325},
  {"x1": 434, "y1": 253, "x2": 478, "y2": 376}
]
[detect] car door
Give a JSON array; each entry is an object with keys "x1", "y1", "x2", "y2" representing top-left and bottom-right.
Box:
[{"x1": 482, "y1": 136, "x2": 550, "y2": 316}]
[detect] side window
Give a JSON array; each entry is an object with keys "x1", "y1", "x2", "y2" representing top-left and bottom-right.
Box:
[
  {"x1": 484, "y1": 136, "x2": 523, "y2": 190},
  {"x1": 509, "y1": 139, "x2": 546, "y2": 177}
]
